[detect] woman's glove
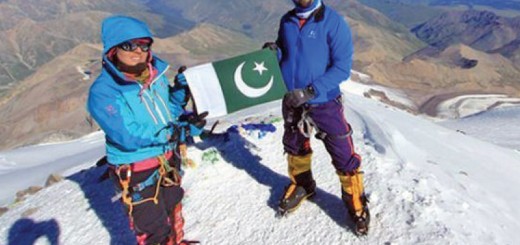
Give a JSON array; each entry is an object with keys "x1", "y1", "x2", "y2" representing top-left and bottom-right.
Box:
[
  {"x1": 174, "y1": 66, "x2": 188, "y2": 88},
  {"x1": 178, "y1": 111, "x2": 208, "y2": 141}
]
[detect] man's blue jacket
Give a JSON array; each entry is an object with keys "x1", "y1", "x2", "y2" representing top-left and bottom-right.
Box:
[{"x1": 276, "y1": 5, "x2": 353, "y2": 104}]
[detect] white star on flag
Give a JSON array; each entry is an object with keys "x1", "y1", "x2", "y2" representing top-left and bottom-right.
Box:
[{"x1": 253, "y1": 61, "x2": 268, "y2": 75}]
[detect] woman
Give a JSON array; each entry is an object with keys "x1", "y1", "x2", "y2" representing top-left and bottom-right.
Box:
[{"x1": 87, "y1": 15, "x2": 203, "y2": 245}]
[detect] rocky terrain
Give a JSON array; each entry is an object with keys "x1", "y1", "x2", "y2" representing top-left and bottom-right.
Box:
[
  {"x1": 1, "y1": 0, "x2": 520, "y2": 149},
  {"x1": 0, "y1": 0, "x2": 192, "y2": 95}
]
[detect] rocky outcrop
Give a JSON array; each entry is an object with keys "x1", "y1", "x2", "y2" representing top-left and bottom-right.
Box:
[{"x1": 412, "y1": 10, "x2": 520, "y2": 52}]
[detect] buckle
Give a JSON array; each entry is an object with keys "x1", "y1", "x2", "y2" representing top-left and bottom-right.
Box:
[{"x1": 116, "y1": 165, "x2": 132, "y2": 181}]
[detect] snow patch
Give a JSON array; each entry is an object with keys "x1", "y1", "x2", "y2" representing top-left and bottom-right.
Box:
[
  {"x1": 436, "y1": 94, "x2": 520, "y2": 119},
  {"x1": 75, "y1": 66, "x2": 91, "y2": 81}
]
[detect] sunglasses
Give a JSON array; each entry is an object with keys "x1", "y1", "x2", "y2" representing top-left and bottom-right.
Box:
[{"x1": 118, "y1": 41, "x2": 151, "y2": 52}]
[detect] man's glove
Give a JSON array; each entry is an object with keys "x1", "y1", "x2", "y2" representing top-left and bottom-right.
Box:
[
  {"x1": 262, "y1": 42, "x2": 278, "y2": 51},
  {"x1": 284, "y1": 86, "x2": 316, "y2": 108}
]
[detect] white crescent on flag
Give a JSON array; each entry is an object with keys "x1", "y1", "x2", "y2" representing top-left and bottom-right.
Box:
[{"x1": 234, "y1": 61, "x2": 274, "y2": 98}]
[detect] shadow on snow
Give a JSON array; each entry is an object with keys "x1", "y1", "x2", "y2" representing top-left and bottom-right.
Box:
[
  {"x1": 193, "y1": 130, "x2": 356, "y2": 231},
  {"x1": 67, "y1": 164, "x2": 135, "y2": 245},
  {"x1": 8, "y1": 218, "x2": 59, "y2": 245}
]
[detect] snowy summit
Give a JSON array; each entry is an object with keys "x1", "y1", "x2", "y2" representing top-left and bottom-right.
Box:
[{"x1": 1, "y1": 85, "x2": 520, "y2": 244}]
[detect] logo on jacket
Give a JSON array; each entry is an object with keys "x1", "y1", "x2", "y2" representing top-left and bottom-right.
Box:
[
  {"x1": 105, "y1": 105, "x2": 118, "y2": 116},
  {"x1": 308, "y1": 30, "x2": 317, "y2": 39}
]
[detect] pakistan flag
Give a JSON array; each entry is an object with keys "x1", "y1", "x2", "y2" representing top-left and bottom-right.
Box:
[{"x1": 183, "y1": 49, "x2": 287, "y2": 118}]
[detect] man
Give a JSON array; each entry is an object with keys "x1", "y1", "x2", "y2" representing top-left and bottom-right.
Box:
[{"x1": 264, "y1": 0, "x2": 370, "y2": 235}]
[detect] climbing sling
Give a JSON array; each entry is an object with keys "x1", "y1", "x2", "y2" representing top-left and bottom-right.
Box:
[{"x1": 297, "y1": 108, "x2": 353, "y2": 140}]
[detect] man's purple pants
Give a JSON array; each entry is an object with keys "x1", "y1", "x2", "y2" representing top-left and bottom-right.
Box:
[{"x1": 282, "y1": 97, "x2": 361, "y2": 174}]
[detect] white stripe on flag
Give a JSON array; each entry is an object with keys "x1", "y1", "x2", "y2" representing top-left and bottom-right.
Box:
[{"x1": 184, "y1": 63, "x2": 227, "y2": 118}]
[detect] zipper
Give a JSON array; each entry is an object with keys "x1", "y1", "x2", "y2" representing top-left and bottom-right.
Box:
[
  {"x1": 155, "y1": 87, "x2": 174, "y2": 122},
  {"x1": 143, "y1": 89, "x2": 167, "y2": 125},
  {"x1": 135, "y1": 65, "x2": 171, "y2": 125},
  {"x1": 150, "y1": 66, "x2": 172, "y2": 123},
  {"x1": 293, "y1": 20, "x2": 302, "y2": 89},
  {"x1": 138, "y1": 86, "x2": 159, "y2": 125}
]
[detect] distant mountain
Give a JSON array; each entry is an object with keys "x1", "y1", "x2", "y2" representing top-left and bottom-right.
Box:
[
  {"x1": 0, "y1": 0, "x2": 427, "y2": 96},
  {"x1": 358, "y1": 0, "x2": 445, "y2": 28},
  {"x1": 359, "y1": 0, "x2": 520, "y2": 28},
  {"x1": 406, "y1": 10, "x2": 520, "y2": 98},
  {"x1": 412, "y1": 10, "x2": 520, "y2": 52},
  {"x1": 491, "y1": 39, "x2": 520, "y2": 66},
  {"x1": 0, "y1": 44, "x2": 101, "y2": 149},
  {"x1": 2, "y1": 0, "x2": 520, "y2": 149},
  {"x1": 160, "y1": 23, "x2": 260, "y2": 64},
  {"x1": 147, "y1": 0, "x2": 424, "y2": 52},
  {"x1": 146, "y1": 0, "x2": 291, "y2": 40},
  {"x1": 338, "y1": 0, "x2": 426, "y2": 66},
  {"x1": 430, "y1": 0, "x2": 520, "y2": 10},
  {"x1": 355, "y1": 8, "x2": 519, "y2": 114},
  {"x1": 379, "y1": 44, "x2": 520, "y2": 112},
  {"x1": 346, "y1": 1, "x2": 520, "y2": 116},
  {"x1": 0, "y1": 0, "x2": 193, "y2": 96}
]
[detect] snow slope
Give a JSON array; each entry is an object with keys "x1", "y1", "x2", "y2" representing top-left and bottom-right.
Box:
[
  {"x1": 440, "y1": 106, "x2": 520, "y2": 151},
  {"x1": 0, "y1": 132, "x2": 105, "y2": 205},
  {"x1": 435, "y1": 94, "x2": 520, "y2": 119},
  {"x1": 1, "y1": 89, "x2": 520, "y2": 244}
]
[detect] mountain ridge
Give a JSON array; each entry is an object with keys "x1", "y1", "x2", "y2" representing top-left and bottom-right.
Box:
[{"x1": 1, "y1": 0, "x2": 520, "y2": 149}]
